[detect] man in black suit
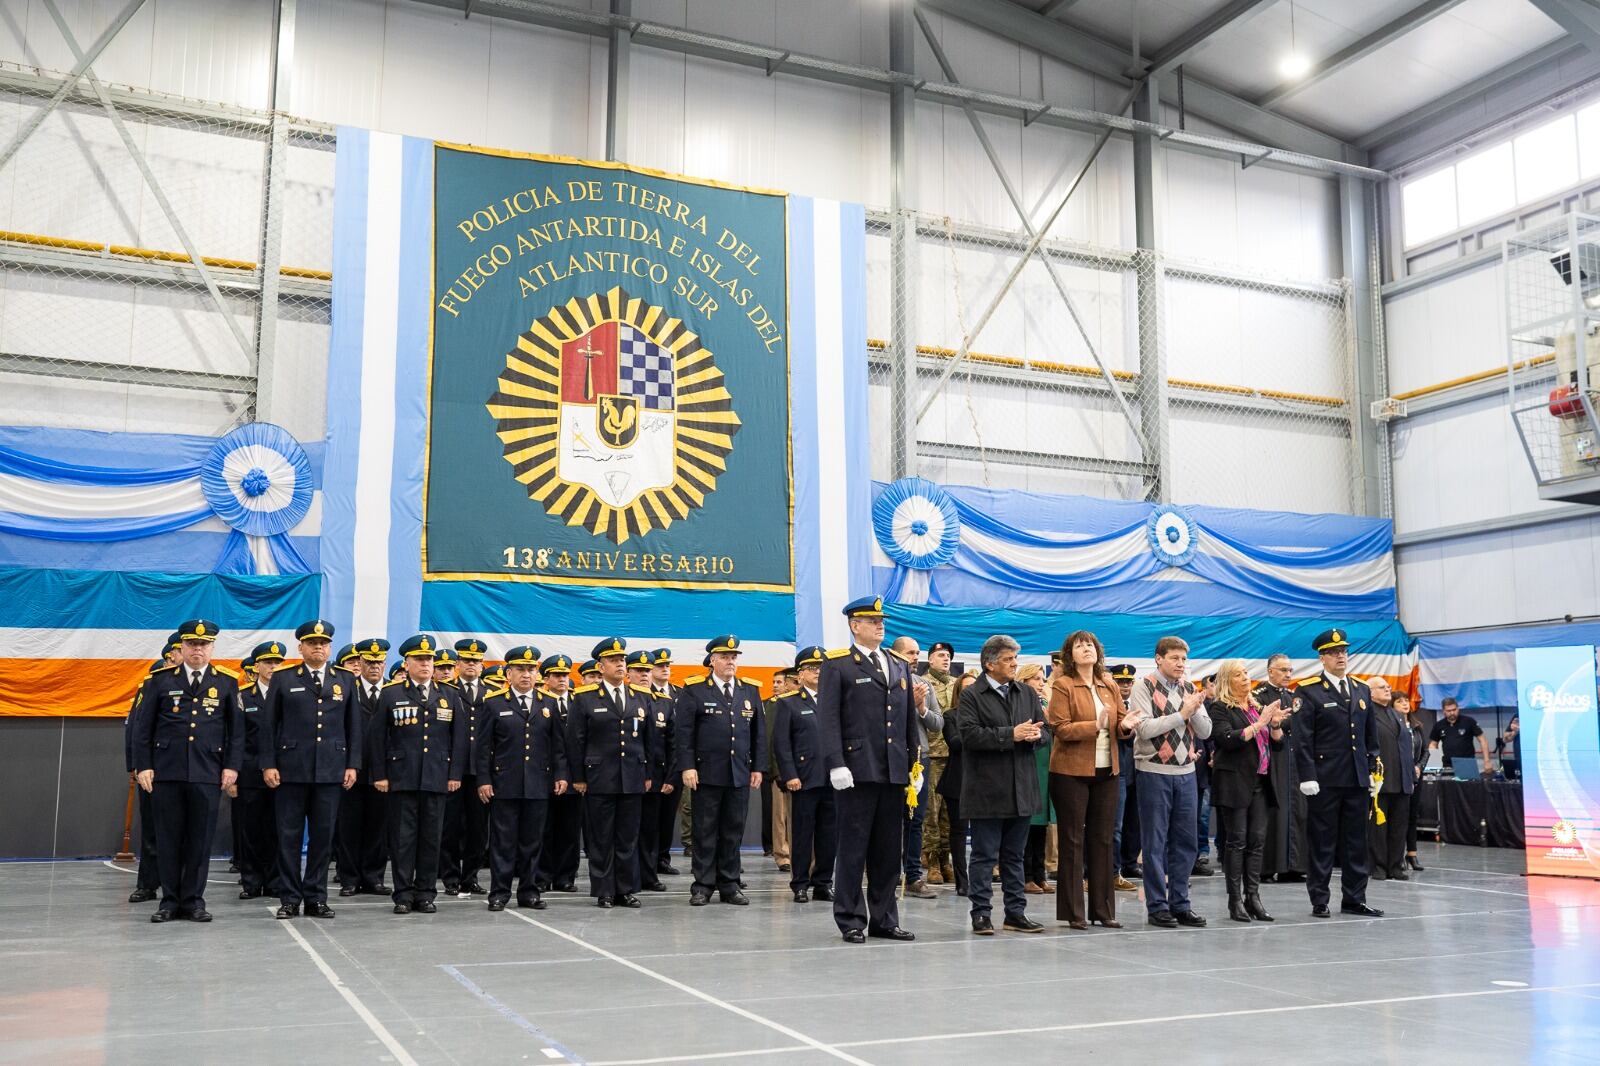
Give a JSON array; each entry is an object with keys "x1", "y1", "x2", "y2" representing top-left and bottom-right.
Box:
[
  {"x1": 131, "y1": 619, "x2": 243, "y2": 923},
  {"x1": 646, "y1": 648, "x2": 682, "y2": 877},
  {"x1": 815, "y1": 596, "x2": 918, "y2": 944},
  {"x1": 262, "y1": 620, "x2": 361, "y2": 919},
  {"x1": 477, "y1": 645, "x2": 569, "y2": 911},
  {"x1": 1293, "y1": 629, "x2": 1384, "y2": 918},
  {"x1": 336, "y1": 637, "x2": 391, "y2": 896},
  {"x1": 441, "y1": 637, "x2": 493, "y2": 896},
  {"x1": 374, "y1": 635, "x2": 467, "y2": 914},
  {"x1": 535, "y1": 654, "x2": 582, "y2": 892},
  {"x1": 773, "y1": 646, "x2": 836, "y2": 903},
  {"x1": 236, "y1": 641, "x2": 286, "y2": 899},
  {"x1": 955, "y1": 634, "x2": 1046, "y2": 936},
  {"x1": 567, "y1": 638, "x2": 655, "y2": 908},
  {"x1": 1367, "y1": 676, "x2": 1415, "y2": 882},
  {"x1": 674, "y1": 636, "x2": 766, "y2": 906}
]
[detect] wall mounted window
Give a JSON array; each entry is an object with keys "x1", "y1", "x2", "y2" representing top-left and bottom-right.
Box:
[{"x1": 1401, "y1": 104, "x2": 1600, "y2": 249}]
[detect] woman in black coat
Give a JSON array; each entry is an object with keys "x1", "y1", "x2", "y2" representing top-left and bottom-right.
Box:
[
  {"x1": 1208, "y1": 659, "x2": 1286, "y2": 923},
  {"x1": 937, "y1": 672, "x2": 980, "y2": 896}
]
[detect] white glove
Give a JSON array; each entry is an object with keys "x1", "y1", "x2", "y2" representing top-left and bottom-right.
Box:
[
  {"x1": 1299, "y1": 781, "x2": 1320, "y2": 797},
  {"x1": 830, "y1": 767, "x2": 855, "y2": 791}
]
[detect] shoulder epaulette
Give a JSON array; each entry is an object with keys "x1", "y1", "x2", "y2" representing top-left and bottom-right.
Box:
[
  {"x1": 485, "y1": 687, "x2": 509, "y2": 700},
  {"x1": 629, "y1": 683, "x2": 653, "y2": 694},
  {"x1": 212, "y1": 665, "x2": 239, "y2": 680},
  {"x1": 777, "y1": 690, "x2": 800, "y2": 699},
  {"x1": 826, "y1": 648, "x2": 851, "y2": 659},
  {"x1": 383, "y1": 678, "x2": 407, "y2": 688},
  {"x1": 573, "y1": 684, "x2": 600, "y2": 694},
  {"x1": 650, "y1": 688, "x2": 672, "y2": 699},
  {"x1": 333, "y1": 664, "x2": 357, "y2": 674},
  {"x1": 685, "y1": 674, "x2": 707, "y2": 685},
  {"x1": 440, "y1": 678, "x2": 460, "y2": 688},
  {"x1": 151, "y1": 664, "x2": 178, "y2": 674},
  {"x1": 884, "y1": 647, "x2": 910, "y2": 663}
]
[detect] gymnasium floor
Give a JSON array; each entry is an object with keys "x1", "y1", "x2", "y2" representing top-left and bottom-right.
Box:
[{"x1": 3, "y1": 845, "x2": 1598, "y2": 1065}]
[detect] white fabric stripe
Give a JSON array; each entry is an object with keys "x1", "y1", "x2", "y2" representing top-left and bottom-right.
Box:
[
  {"x1": 248, "y1": 535, "x2": 278, "y2": 576},
  {"x1": 896, "y1": 569, "x2": 932, "y2": 606},
  {"x1": 0, "y1": 472, "x2": 207, "y2": 519},
  {"x1": 349, "y1": 132, "x2": 403, "y2": 639},
  {"x1": 959, "y1": 523, "x2": 1146, "y2": 574},
  {"x1": 181, "y1": 492, "x2": 322, "y2": 536},
  {"x1": 1196, "y1": 530, "x2": 1395, "y2": 596},
  {"x1": 1419, "y1": 650, "x2": 1516, "y2": 687},
  {"x1": 427, "y1": 633, "x2": 796, "y2": 668},
  {"x1": 812, "y1": 200, "x2": 850, "y2": 649},
  {"x1": 0, "y1": 627, "x2": 298, "y2": 660}
]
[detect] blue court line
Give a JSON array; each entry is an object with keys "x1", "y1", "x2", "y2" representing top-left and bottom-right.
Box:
[{"x1": 439, "y1": 963, "x2": 588, "y2": 1064}]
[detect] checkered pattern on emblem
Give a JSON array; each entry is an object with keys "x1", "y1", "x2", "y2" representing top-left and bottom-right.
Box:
[{"x1": 618, "y1": 324, "x2": 675, "y2": 410}]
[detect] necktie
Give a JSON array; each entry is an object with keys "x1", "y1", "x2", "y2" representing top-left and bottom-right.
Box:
[
  {"x1": 518, "y1": 694, "x2": 529, "y2": 715},
  {"x1": 722, "y1": 682, "x2": 733, "y2": 702},
  {"x1": 868, "y1": 652, "x2": 885, "y2": 685},
  {"x1": 310, "y1": 670, "x2": 323, "y2": 695},
  {"x1": 1337, "y1": 678, "x2": 1347, "y2": 701},
  {"x1": 188, "y1": 671, "x2": 201, "y2": 694}
]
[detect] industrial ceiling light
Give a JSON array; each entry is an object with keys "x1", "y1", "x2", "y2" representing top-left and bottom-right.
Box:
[{"x1": 1278, "y1": 1, "x2": 1310, "y2": 79}]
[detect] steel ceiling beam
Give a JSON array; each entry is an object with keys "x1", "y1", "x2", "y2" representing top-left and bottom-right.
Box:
[
  {"x1": 1144, "y1": 0, "x2": 1279, "y2": 79},
  {"x1": 1255, "y1": 0, "x2": 1467, "y2": 109},
  {"x1": 919, "y1": 0, "x2": 1357, "y2": 161},
  {"x1": 1526, "y1": 0, "x2": 1600, "y2": 55}
]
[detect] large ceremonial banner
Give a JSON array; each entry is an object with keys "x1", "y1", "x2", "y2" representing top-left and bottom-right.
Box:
[
  {"x1": 321, "y1": 129, "x2": 871, "y2": 661},
  {"x1": 425, "y1": 146, "x2": 792, "y2": 590}
]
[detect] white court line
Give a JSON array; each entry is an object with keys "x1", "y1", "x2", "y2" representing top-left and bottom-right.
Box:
[
  {"x1": 103, "y1": 859, "x2": 236, "y2": 887},
  {"x1": 500, "y1": 908, "x2": 872, "y2": 1066},
  {"x1": 276, "y1": 907, "x2": 420, "y2": 1066},
  {"x1": 586, "y1": 980, "x2": 1600, "y2": 1064}
]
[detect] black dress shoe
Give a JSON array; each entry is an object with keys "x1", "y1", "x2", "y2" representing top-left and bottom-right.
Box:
[
  {"x1": 842, "y1": 928, "x2": 866, "y2": 944},
  {"x1": 307, "y1": 902, "x2": 335, "y2": 919},
  {"x1": 367, "y1": 883, "x2": 390, "y2": 895},
  {"x1": 339, "y1": 884, "x2": 359, "y2": 897},
  {"x1": 642, "y1": 881, "x2": 667, "y2": 892},
  {"x1": 1190, "y1": 859, "x2": 1214, "y2": 877},
  {"x1": 738, "y1": 879, "x2": 748, "y2": 889},
  {"x1": 415, "y1": 900, "x2": 437, "y2": 914},
  {"x1": 239, "y1": 889, "x2": 261, "y2": 900},
  {"x1": 793, "y1": 889, "x2": 809, "y2": 903},
  {"x1": 1406, "y1": 855, "x2": 1424, "y2": 871},
  {"x1": 555, "y1": 881, "x2": 577, "y2": 893},
  {"x1": 128, "y1": 887, "x2": 158, "y2": 904},
  {"x1": 690, "y1": 891, "x2": 710, "y2": 907},
  {"x1": 1122, "y1": 865, "x2": 1143, "y2": 879},
  {"x1": 463, "y1": 881, "x2": 486, "y2": 895},
  {"x1": 868, "y1": 925, "x2": 915, "y2": 941},
  {"x1": 487, "y1": 900, "x2": 506, "y2": 912},
  {"x1": 1147, "y1": 911, "x2": 1178, "y2": 928},
  {"x1": 1003, "y1": 915, "x2": 1044, "y2": 933},
  {"x1": 596, "y1": 896, "x2": 614, "y2": 909},
  {"x1": 778, "y1": 863, "x2": 791, "y2": 872},
  {"x1": 534, "y1": 880, "x2": 553, "y2": 893},
  {"x1": 721, "y1": 891, "x2": 749, "y2": 906},
  {"x1": 276, "y1": 903, "x2": 299, "y2": 919},
  {"x1": 393, "y1": 903, "x2": 411, "y2": 915},
  {"x1": 188, "y1": 910, "x2": 213, "y2": 923},
  {"x1": 1341, "y1": 902, "x2": 1385, "y2": 917},
  {"x1": 658, "y1": 863, "x2": 679, "y2": 876},
  {"x1": 971, "y1": 915, "x2": 995, "y2": 935},
  {"x1": 520, "y1": 897, "x2": 546, "y2": 910},
  {"x1": 1311, "y1": 904, "x2": 1331, "y2": 918},
  {"x1": 149, "y1": 910, "x2": 176, "y2": 924},
  {"x1": 812, "y1": 886, "x2": 833, "y2": 902},
  {"x1": 1174, "y1": 910, "x2": 1207, "y2": 928},
  {"x1": 441, "y1": 882, "x2": 459, "y2": 896},
  {"x1": 1390, "y1": 869, "x2": 1410, "y2": 881},
  {"x1": 618, "y1": 894, "x2": 642, "y2": 908}
]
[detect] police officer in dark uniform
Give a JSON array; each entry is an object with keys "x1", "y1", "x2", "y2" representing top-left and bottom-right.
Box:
[
  {"x1": 567, "y1": 638, "x2": 655, "y2": 908},
  {"x1": 773, "y1": 645, "x2": 837, "y2": 903},
  {"x1": 477, "y1": 645, "x2": 570, "y2": 911},
  {"x1": 434, "y1": 646, "x2": 459, "y2": 687},
  {"x1": 815, "y1": 596, "x2": 918, "y2": 943},
  {"x1": 674, "y1": 636, "x2": 765, "y2": 906},
  {"x1": 337, "y1": 638, "x2": 391, "y2": 896},
  {"x1": 646, "y1": 648, "x2": 683, "y2": 876},
  {"x1": 262, "y1": 620, "x2": 361, "y2": 919},
  {"x1": 1292, "y1": 628, "x2": 1384, "y2": 919},
  {"x1": 535, "y1": 653, "x2": 583, "y2": 893},
  {"x1": 125, "y1": 634, "x2": 179, "y2": 904},
  {"x1": 131, "y1": 619, "x2": 243, "y2": 923},
  {"x1": 374, "y1": 635, "x2": 467, "y2": 914},
  {"x1": 630, "y1": 649, "x2": 674, "y2": 893},
  {"x1": 441, "y1": 637, "x2": 493, "y2": 896},
  {"x1": 236, "y1": 640, "x2": 287, "y2": 899}
]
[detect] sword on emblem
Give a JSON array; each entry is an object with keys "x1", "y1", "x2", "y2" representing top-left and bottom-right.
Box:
[{"x1": 578, "y1": 340, "x2": 601, "y2": 400}]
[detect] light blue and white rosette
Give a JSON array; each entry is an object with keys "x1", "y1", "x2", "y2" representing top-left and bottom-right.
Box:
[
  {"x1": 1147, "y1": 505, "x2": 1197, "y2": 568},
  {"x1": 201, "y1": 422, "x2": 313, "y2": 537},
  {"x1": 874, "y1": 477, "x2": 960, "y2": 605}
]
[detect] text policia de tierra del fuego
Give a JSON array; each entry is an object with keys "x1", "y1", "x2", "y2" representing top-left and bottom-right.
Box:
[{"x1": 438, "y1": 179, "x2": 784, "y2": 354}]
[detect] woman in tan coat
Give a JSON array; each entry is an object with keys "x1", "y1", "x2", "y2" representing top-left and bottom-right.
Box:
[{"x1": 1044, "y1": 630, "x2": 1125, "y2": 929}]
